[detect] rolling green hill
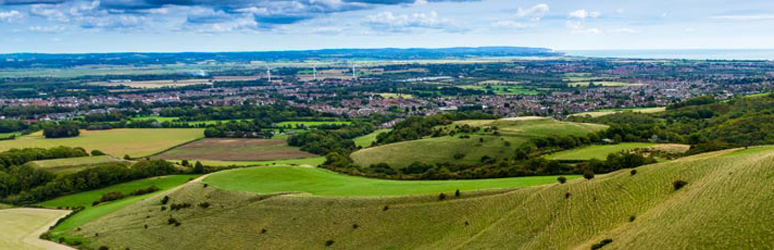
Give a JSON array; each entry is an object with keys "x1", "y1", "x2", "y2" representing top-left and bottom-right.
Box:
[
  {"x1": 69, "y1": 146, "x2": 774, "y2": 249},
  {"x1": 26, "y1": 155, "x2": 124, "y2": 175},
  {"x1": 351, "y1": 117, "x2": 607, "y2": 168}
]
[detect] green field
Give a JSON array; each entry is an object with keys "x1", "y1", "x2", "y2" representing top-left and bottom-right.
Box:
[
  {"x1": 0, "y1": 132, "x2": 21, "y2": 138},
  {"x1": 132, "y1": 116, "x2": 253, "y2": 125},
  {"x1": 26, "y1": 155, "x2": 123, "y2": 175},
  {"x1": 354, "y1": 129, "x2": 390, "y2": 148},
  {"x1": 41, "y1": 175, "x2": 199, "y2": 237},
  {"x1": 0, "y1": 129, "x2": 203, "y2": 157},
  {"x1": 204, "y1": 166, "x2": 575, "y2": 196},
  {"x1": 378, "y1": 93, "x2": 414, "y2": 99},
  {"x1": 73, "y1": 148, "x2": 774, "y2": 249},
  {"x1": 351, "y1": 117, "x2": 607, "y2": 168},
  {"x1": 546, "y1": 143, "x2": 658, "y2": 161}
]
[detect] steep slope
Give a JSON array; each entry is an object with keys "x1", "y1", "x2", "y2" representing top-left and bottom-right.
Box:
[{"x1": 72, "y1": 147, "x2": 774, "y2": 249}]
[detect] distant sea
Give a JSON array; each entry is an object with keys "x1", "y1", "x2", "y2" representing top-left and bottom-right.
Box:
[{"x1": 562, "y1": 49, "x2": 774, "y2": 61}]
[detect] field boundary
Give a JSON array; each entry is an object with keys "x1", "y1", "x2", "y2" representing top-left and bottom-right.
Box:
[{"x1": 141, "y1": 137, "x2": 205, "y2": 160}]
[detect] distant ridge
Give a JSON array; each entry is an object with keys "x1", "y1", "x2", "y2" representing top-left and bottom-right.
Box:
[{"x1": 0, "y1": 47, "x2": 562, "y2": 67}]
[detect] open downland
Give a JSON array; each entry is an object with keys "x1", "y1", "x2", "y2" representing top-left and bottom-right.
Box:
[
  {"x1": 545, "y1": 143, "x2": 659, "y2": 161},
  {"x1": 72, "y1": 147, "x2": 774, "y2": 249},
  {"x1": 26, "y1": 156, "x2": 124, "y2": 175},
  {"x1": 40, "y1": 175, "x2": 200, "y2": 240},
  {"x1": 0, "y1": 129, "x2": 204, "y2": 158},
  {"x1": 0, "y1": 208, "x2": 73, "y2": 250},
  {"x1": 203, "y1": 166, "x2": 577, "y2": 196},
  {"x1": 352, "y1": 117, "x2": 607, "y2": 168},
  {"x1": 154, "y1": 138, "x2": 317, "y2": 161},
  {"x1": 354, "y1": 129, "x2": 390, "y2": 148}
]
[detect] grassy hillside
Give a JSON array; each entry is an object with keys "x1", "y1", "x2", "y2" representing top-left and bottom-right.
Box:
[
  {"x1": 40, "y1": 175, "x2": 199, "y2": 241},
  {"x1": 0, "y1": 129, "x2": 204, "y2": 158},
  {"x1": 545, "y1": 143, "x2": 658, "y2": 161},
  {"x1": 204, "y1": 166, "x2": 577, "y2": 196},
  {"x1": 351, "y1": 117, "x2": 607, "y2": 168},
  {"x1": 72, "y1": 147, "x2": 774, "y2": 249},
  {"x1": 354, "y1": 129, "x2": 391, "y2": 148},
  {"x1": 26, "y1": 155, "x2": 124, "y2": 175},
  {"x1": 189, "y1": 156, "x2": 326, "y2": 167}
]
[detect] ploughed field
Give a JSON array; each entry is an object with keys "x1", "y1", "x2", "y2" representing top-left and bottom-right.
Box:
[
  {"x1": 153, "y1": 138, "x2": 317, "y2": 161},
  {"x1": 351, "y1": 117, "x2": 608, "y2": 168},
  {"x1": 66, "y1": 146, "x2": 774, "y2": 249},
  {"x1": 0, "y1": 129, "x2": 204, "y2": 158}
]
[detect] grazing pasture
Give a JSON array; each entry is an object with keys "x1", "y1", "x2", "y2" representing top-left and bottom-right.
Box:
[
  {"x1": 75, "y1": 148, "x2": 774, "y2": 250},
  {"x1": 353, "y1": 129, "x2": 390, "y2": 148},
  {"x1": 352, "y1": 117, "x2": 607, "y2": 168},
  {"x1": 545, "y1": 143, "x2": 658, "y2": 161},
  {"x1": 0, "y1": 129, "x2": 203, "y2": 158},
  {"x1": 26, "y1": 156, "x2": 124, "y2": 175},
  {"x1": 41, "y1": 175, "x2": 199, "y2": 237},
  {"x1": 154, "y1": 138, "x2": 317, "y2": 161},
  {"x1": 204, "y1": 166, "x2": 573, "y2": 196}
]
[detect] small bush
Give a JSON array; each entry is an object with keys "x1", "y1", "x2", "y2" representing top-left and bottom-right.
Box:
[
  {"x1": 565, "y1": 192, "x2": 571, "y2": 199},
  {"x1": 161, "y1": 196, "x2": 169, "y2": 205},
  {"x1": 99, "y1": 191, "x2": 126, "y2": 203},
  {"x1": 590, "y1": 238, "x2": 613, "y2": 250},
  {"x1": 383, "y1": 205, "x2": 389, "y2": 211},
  {"x1": 130, "y1": 186, "x2": 160, "y2": 196},
  {"x1": 438, "y1": 193, "x2": 447, "y2": 200},
  {"x1": 98, "y1": 246, "x2": 109, "y2": 250},
  {"x1": 167, "y1": 217, "x2": 178, "y2": 225},
  {"x1": 629, "y1": 216, "x2": 636, "y2": 222},
  {"x1": 583, "y1": 170, "x2": 595, "y2": 180},
  {"x1": 198, "y1": 202, "x2": 211, "y2": 208},
  {"x1": 455, "y1": 189, "x2": 461, "y2": 197},
  {"x1": 453, "y1": 153, "x2": 465, "y2": 159},
  {"x1": 557, "y1": 176, "x2": 567, "y2": 184},
  {"x1": 325, "y1": 240, "x2": 335, "y2": 246},
  {"x1": 673, "y1": 180, "x2": 688, "y2": 190},
  {"x1": 630, "y1": 169, "x2": 637, "y2": 175},
  {"x1": 352, "y1": 224, "x2": 359, "y2": 229},
  {"x1": 160, "y1": 206, "x2": 167, "y2": 211},
  {"x1": 261, "y1": 229, "x2": 267, "y2": 234},
  {"x1": 91, "y1": 150, "x2": 106, "y2": 156},
  {"x1": 124, "y1": 154, "x2": 131, "y2": 160}
]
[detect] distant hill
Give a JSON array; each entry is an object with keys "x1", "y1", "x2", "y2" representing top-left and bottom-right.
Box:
[
  {"x1": 72, "y1": 146, "x2": 774, "y2": 249},
  {"x1": 0, "y1": 47, "x2": 562, "y2": 68}
]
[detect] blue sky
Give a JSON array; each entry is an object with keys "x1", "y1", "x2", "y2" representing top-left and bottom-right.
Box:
[{"x1": 1, "y1": 0, "x2": 773, "y2": 53}]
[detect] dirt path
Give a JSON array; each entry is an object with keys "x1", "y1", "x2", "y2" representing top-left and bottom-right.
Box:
[{"x1": 0, "y1": 208, "x2": 75, "y2": 250}]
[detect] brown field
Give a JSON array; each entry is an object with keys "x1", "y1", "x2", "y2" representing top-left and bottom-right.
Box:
[{"x1": 154, "y1": 138, "x2": 317, "y2": 161}]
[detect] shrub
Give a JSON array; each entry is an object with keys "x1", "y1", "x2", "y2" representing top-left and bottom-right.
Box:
[
  {"x1": 352, "y1": 224, "x2": 359, "y2": 229},
  {"x1": 181, "y1": 159, "x2": 189, "y2": 167},
  {"x1": 383, "y1": 205, "x2": 389, "y2": 211},
  {"x1": 261, "y1": 229, "x2": 267, "y2": 234},
  {"x1": 325, "y1": 240, "x2": 335, "y2": 246},
  {"x1": 198, "y1": 202, "x2": 211, "y2": 208},
  {"x1": 98, "y1": 246, "x2": 109, "y2": 250},
  {"x1": 557, "y1": 176, "x2": 567, "y2": 184},
  {"x1": 160, "y1": 206, "x2": 167, "y2": 211},
  {"x1": 590, "y1": 238, "x2": 613, "y2": 250},
  {"x1": 161, "y1": 196, "x2": 169, "y2": 205},
  {"x1": 438, "y1": 193, "x2": 447, "y2": 200},
  {"x1": 124, "y1": 154, "x2": 131, "y2": 160},
  {"x1": 583, "y1": 170, "x2": 595, "y2": 180},
  {"x1": 629, "y1": 216, "x2": 636, "y2": 222},
  {"x1": 99, "y1": 191, "x2": 126, "y2": 203},
  {"x1": 453, "y1": 153, "x2": 465, "y2": 159},
  {"x1": 455, "y1": 189, "x2": 461, "y2": 197},
  {"x1": 130, "y1": 186, "x2": 160, "y2": 196},
  {"x1": 167, "y1": 217, "x2": 179, "y2": 225},
  {"x1": 630, "y1": 169, "x2": 637, "y2": 176},
  {"x1": 673, "y1": 180, "x2": 688, "y2": 190},
  {"x1": 565, "y1": 192, "x2": 571, "y2": 199},
  {"x1": 91, "y1": 150, "x2": 106, "y2": 156}
]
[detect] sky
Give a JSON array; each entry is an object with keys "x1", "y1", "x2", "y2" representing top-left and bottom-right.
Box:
[{"x1": 1, "y1": 0, "x2": 774, "y2": 53}]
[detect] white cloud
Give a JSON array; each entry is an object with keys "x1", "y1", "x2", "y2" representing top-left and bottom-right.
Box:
[
  {"x1": 365, "y1": 11, "x2": 454, "y2": 32},
  {"x1": 29, "y1": 25, "x2": 66, "y2": 33},
  {"x1": 516, "y1": 4, "x2": 549, "y2": 21},
  {"x1": 491, "y1": 20, "x2": 532, "y2": 29},
  {"x1": 571, "y1": 28, "x2": 601, "y2": 34},
  {"x1": 712, "y1": 15, "x2": 774, "y2": 21},
  {"x1": 0, "y1": 10, "x2": 23, "y2": 23},
  {"x1": 30, "y1": 5, "x2": 69, "y2": 22},
  {"x1": 569, "y1": 9, "x2": 600, "y2": 19},
  {"x1": 611, "y1": 28, "x2": 636, "y2": 34}
]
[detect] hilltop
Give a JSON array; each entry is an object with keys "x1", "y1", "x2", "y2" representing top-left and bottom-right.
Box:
[{"x1": 68, "y1": 146, "x2": 774, "y2": 249}]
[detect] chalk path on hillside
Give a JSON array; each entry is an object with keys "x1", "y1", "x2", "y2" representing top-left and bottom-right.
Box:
[{"x1": 0, "y1": 208, "x2": 74, "y2": 250}]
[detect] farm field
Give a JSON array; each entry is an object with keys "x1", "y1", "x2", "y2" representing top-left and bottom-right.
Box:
[
  {"x1": 378, "y1": 93, "x2": 414, "y2": 99},
  {"x1": 459, "y1": 84, "x2": 540, "y2": 95},
  {"x1": 186, "y1": 156, "x2": 326, "y2": 167},
  {"x1": 570, "y1": 107, "x2": 666, "y2": 118},
  {"x1": 0, "y1": 208, "x2": 72, "y2": 250},
  {"x1": 0, "y1": 129, "x2": 204, "y2": 158},
  {"x1": 353, "y1": 129, "x2": 390, "y2": 148},
  {"x1": 72, "y1": 148, "x2": 774, "y2": 249},
  {"x1": 204, "y1": 166, "x2": 575, "y2": 196},
  {"x1": 42, "y1": 175, "x2": 199, "y2": 239},
  {"x1": 545, "y1": 143, "x2": 659, "y2": 161},
  {"x1": 26, "y1": 156, "x2": 124, "y2": 175},
  {"x1": 88, "y1": 79, "x2": 212, "y2": 89},
  {"x1": 352, "y1": 117, "x2": 607, "y2": 168},
  {"x1": 154, "y1": 138, "x2": 317, "y2": 161}
]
